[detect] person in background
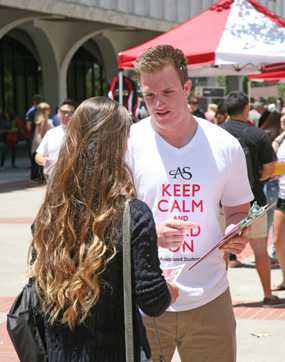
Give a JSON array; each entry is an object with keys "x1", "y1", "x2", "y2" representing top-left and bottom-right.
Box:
[
  {"x1": 248, "y1": 101, "x2": 265, "y2": 127},
  {"x1": 127, "y1": 44, "x2": 253, "y2": 362},
  {"x1": 204, "y1": 103, "x2": 217, "y2": 123},
  {"x1": 31, "y1": 102, "x2": 53, "y2": 183},
  {"x1": 215, "y1": 105, "x2": 229, "y2": 125},
  {"x1": 137, "y1": 99, "x2": 148, "y2": 120},
  {"x1": 275, "y1": 98, "x2": 283, "y2": 112},
  {"x1": 25, "y1": 94, "x2": 43, "y2": 121},
  {"x1": 52, "y1": 106, "x2": 60, "y2": 127},
  {"x1": 258, "y1": 109, "x2": 271, "y2": 128},
  {"x1": 28, "y1": 96, "x2": 176, "y2": 362},
  {"x1": 0, "y1": 107, "x2": 19, "y2": 169},
  {"x1": 35, "y1": 98, "x2": 77, "y2": 176},
  {"x1": 189, "y1": 97, "x2": 205, "y2": 118},
  {"x1": 271, "y1": 106, "x2": 285, "y2": 291},
  {"x1": 25, "y1": 94, "x2": 43, "y2": 158},
  {"x1": 261, "y1": 110, "x2": 282, "y2": 264},
  {"x1": 221, "y1": 91, "x2": 285, "y2": 307},
  {"x1": 261, "y1": 110, "x2": 282, "y2": 139}
]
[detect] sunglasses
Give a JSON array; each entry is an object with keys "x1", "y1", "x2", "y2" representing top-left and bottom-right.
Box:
[{"x1": 60, "y1": 110, "x2": 74, "y2": 116}]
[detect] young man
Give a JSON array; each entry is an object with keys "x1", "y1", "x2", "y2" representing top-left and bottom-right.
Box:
[
  {"x1": 35, "y1": 98, "x2": 77, "y2": 175},
  {"x1": 221, "y1": 91, "x2": 285, "y2": 308},
  {"x1": 126, "y1": 45, "x2": 253, "y2": 362}
]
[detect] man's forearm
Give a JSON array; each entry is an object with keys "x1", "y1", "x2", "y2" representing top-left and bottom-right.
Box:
[
  {"x1": 224, "y1": 203, "x2": 250, "y2": 230},
  {"x1": 225, "y1": 212, "x2": 249, "y2": 229}
]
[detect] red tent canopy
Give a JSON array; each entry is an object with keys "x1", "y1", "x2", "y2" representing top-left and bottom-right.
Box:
[
  {"x1": 118, "y1": 0, "x2": 285, "y2": 76},
  {"x1": 248, "y1": 70, "x2": 285, "y2": 82},
  {"x1": 118, "y1": 0, "x2": 230, "y2": 69},
  {"x1": 248, "y1": 63, "x2": 285, "y2": 82}
]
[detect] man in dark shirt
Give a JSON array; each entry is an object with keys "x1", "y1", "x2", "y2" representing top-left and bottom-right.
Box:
[
  {"x1": 221, "y1": 91, "x2": 285, "y2": 307},
  {"x1": 25, "y1": 94, "x2": 43, "y2": 157},
  {"x1": 189, "y1": 97, "x2": 205, "y2": 118}
]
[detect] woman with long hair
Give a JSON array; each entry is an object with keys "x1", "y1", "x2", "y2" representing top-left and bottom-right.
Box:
[
  {"x1": 31, "y1": 102, "x2": 53, "y2": 182},
  {"x1": 261, "y1": 110, "x2": 282, "y2": 140},
  {"x1": 271, "y1": 106, "x2": 285, "y2": 291},
  {"x1": 261, "y1": 110, "x2": 282, "y2": 263},
  {"x1": 28, "y1": 97, "x2": 177, "y2": 362}
]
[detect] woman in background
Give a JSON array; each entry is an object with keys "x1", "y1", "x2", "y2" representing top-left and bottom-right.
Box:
[
  {"x1": 271, "y1": 106, "x2": 285, "y2": 291},
  {"x1": 31, "y1": 102, "x2": 53, "y2": 183},
  {"x1": 262, "y1": 110, "x2": 282, "y2": 264},
  {"x1": 28, "y1": 97, "x2": 179, "y2": 362}
]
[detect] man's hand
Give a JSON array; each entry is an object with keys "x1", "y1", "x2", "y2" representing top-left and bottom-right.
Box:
[
  {"x1": 220, "y1": 225, "x2": 251, "y2": 254},
  {"x1": 35, "y1": 153, "x2": 52, "y2": 168},
  {"x1": 41, "y1": 157, "x2": 52, "y2": 168},
  {"x1": 222, "y1": 203, "x2": 251, "y2": 255},
  {"x1": 156, "y1": 220, "x2": 199, "y2": 248}
]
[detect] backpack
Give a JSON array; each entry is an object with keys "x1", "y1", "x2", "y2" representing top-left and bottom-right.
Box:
[{"x1": 237, "y1": 128, "x2": 254, "y2": 188}]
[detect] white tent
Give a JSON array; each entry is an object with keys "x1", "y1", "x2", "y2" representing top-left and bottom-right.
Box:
[{"x1": 118, "y1": 0, "x2": 285, "y2": 78}]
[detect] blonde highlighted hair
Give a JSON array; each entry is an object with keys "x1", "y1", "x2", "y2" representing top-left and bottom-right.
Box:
[
  {"x1": 29, "y1": 97, "x2": 136, "y2": 328},
  {"x1": 34, "y1": 102, "x2": 50, "y2": 126}
]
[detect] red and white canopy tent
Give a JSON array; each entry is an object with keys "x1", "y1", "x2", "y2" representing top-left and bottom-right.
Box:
[
  {"x1": 117, "y1": 0, "x2": 285, "y2": 101},
  {"x1": 248, "y1": 63, "x2": 285, "y2": 83}
]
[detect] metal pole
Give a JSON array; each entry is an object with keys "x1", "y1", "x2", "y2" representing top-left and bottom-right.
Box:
[
  {"x1": 248, "y1": 79, "x2": 251, "y2": 102},
  {"x1": 119, "y1": 69, "x2": 123, "y2": 105}
]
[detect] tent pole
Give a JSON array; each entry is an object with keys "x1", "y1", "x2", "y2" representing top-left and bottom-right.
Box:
[
  {"x1": 119, "y1": 69, "x2": 123, "y2": 105},
  {"x1": 248, "y1": 80, "x2": 251, "y2": 103}
]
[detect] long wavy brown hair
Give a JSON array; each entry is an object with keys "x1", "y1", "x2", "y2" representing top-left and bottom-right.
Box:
[{"x1": 28, "y1": 97, "x2": 137, "y2": 328}]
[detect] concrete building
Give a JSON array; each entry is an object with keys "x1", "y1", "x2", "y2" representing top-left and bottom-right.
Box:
[{"x1": 0, "y1": 0, "x2": 284, "y2": 120}]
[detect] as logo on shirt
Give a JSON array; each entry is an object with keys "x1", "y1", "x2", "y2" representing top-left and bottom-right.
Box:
[{"x1": 169, "y1": 167, "x2": 192, "y2": 180}]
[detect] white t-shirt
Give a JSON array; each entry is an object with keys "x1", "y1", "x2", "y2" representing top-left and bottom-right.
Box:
[
  {"x1": 36, "y1": 125, "x2": 66, "y2": 174},
  {"x1": 248, "y1": 109, "x2": 261, "y2": 127},
  {"x1": 126, "y1": 117, "x2": 253, "y2": 312}
]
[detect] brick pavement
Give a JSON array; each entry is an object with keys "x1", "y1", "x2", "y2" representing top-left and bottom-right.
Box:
[
  {"x1": 1, "y1": 228, "x2": 284, "y2": 362},
  {"x1": 1, "y1": 297, "x2": 284, "y2": 362},
  {"x1": 1, "y1": 169, "x2": 284, "y2": 362}
]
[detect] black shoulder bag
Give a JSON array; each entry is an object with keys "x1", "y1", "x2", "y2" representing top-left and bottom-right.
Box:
[{"x1": 7, "y1": 277, "x2": 47, "y2": 362}]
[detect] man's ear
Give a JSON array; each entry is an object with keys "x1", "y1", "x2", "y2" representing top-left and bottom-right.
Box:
[
  {"x1": 244, "y1": 104, "x2": 250, "y2": 118},
  {"x1": 184, "y1": 79, "x2": 192, "y2": 97}
]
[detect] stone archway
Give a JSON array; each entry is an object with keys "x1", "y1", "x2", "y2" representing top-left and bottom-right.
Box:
[{"x1": 0, "y1": 33, "x2": 42, "y2": 121}]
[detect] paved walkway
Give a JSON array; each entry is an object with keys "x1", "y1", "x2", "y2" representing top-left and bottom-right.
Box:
[{"x1": 0, "y1": 149, "x2": 284, "y2": 361}]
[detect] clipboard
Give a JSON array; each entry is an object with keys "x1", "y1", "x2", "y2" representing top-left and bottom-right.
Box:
[{"x1": 187, "y1": 202, "x2": 276, "y2": 271}]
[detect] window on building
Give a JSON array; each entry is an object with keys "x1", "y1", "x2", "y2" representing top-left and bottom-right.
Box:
[
  {"x1": 67, "y1": 46, "x2": 106, "y2": 104},
  {"x1": 0, "y1": 35, "x2": 42, "y2": 121}
]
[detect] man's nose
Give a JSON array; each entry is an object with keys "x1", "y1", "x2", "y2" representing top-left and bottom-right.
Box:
[{"x1": 155, "y1": 95, "x2": 165, "y2": 107}]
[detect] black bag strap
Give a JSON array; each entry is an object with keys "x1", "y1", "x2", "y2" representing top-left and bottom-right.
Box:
[
  {"x1": 239, "y1": 125, "x2": 250, "y2": 140},
  {"x1": 123, "y1": 199, "x2": 134, "y2": 362},
  {"x1": 123, "y1": 200, "x2": 167, "y2": 362},
  {"x1": 153, "y1": 318, "x2": 167, "y2": 362}
]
